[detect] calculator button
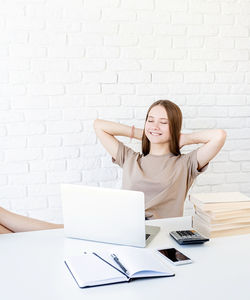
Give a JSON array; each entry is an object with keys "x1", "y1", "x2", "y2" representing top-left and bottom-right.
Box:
[
  {"x1": 169, "y1": 230, "x2": 209, "y2": 245},
  {"x1": 176, "y1": 231, "x2": 183, "y2": 236}
]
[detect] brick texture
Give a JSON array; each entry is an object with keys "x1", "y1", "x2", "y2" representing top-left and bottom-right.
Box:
[{"x1": 0, "y1": 0, "x2": 249, "y2": 223}]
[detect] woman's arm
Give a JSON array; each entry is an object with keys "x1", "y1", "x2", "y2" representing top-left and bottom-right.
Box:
[
  {"x1": 94, "y1": 119, "x2": 143, "y2": 160},
  {"x1": 0, "y1": 223, "x2": 13, "y2": 234},
  {"x1": 0, "y1": 207, "x2": 63, "y2": 233},
  {"x1": 179, "y1": 129, "x2": 227, "y2": 169}
]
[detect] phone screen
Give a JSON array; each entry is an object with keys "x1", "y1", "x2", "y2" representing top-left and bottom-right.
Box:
[{"x1": 158, "y1": 248, "x2": 190, "y2": 262}]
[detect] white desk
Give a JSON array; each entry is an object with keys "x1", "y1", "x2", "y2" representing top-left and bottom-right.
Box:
[{"x1": 0, "y1": 217, "x2": 250, "y2": 300}]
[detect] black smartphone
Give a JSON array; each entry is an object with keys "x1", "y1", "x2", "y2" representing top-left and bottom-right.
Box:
[{"x1": 158, "y1": 248, "x2": 192, "y2": 265}]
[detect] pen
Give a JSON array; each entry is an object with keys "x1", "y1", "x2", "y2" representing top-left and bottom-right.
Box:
[{"x1": 111, "y1": 253, "x2": 128, "y2": 274}]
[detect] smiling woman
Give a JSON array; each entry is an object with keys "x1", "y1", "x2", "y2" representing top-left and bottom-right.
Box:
[
  {"x1": 0, "y1": 99, "x2": 227, "y2": 234},
  {"x1": 142, "y1": 100, "x2": 182, "y2": 156},
  {"x1": 94, "y1": 100, "x2": 227, "y2": 220}
]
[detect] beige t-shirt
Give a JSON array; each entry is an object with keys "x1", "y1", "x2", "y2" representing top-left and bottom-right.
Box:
[{"x1": 112, "y1": 141, "x2": 208, "y2": 219}]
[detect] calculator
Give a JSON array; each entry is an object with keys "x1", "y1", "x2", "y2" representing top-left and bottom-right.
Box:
[{"x1": 169, "y1": 230, "x2": 209, "y2": 245}]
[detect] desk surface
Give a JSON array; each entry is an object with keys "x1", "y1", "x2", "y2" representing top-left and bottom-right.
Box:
[{"x1": 1, "y1": 216, "x2": 250, "y2": 300}]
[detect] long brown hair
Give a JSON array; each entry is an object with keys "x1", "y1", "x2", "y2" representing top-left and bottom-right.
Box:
[{"x1": 142, "y1": 100, "x2": 182, "y2": 156}]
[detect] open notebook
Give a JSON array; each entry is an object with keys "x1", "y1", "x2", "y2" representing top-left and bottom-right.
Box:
[{"x1": 65, "y1": 248, "x2": 175, "y2": 288}]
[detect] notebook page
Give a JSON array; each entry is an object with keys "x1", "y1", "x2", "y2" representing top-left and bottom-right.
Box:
[
  {"x1": 65, "y1": 253, "x2": 127, "y2": 287},
  {"x1": 111, "y1": 248, "x2": 174, "y2": 278},
  {"x1": 92, "y1": 251, "x2": 127, "y2": 275}
]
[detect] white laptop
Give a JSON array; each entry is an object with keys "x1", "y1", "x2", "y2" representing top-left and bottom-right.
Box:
[{"x1": 61, "y1": 184, "x2": 160, "y2": 247}]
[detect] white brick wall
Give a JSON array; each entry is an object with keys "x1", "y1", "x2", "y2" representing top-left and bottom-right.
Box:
[{"x1": 0, "y1": 0, "x2": 250, "y2": 222}]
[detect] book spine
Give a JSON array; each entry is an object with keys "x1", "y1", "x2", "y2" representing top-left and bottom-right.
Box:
[
  {"x1": 195, "y1": 211, "x2": 250, "y2": 225},
  {"x1": 192, "y1": 215, "x2": 250, "y2": 238},
  {"x1": 192, "y1": 216, "x2": 210, "y2": 238}
]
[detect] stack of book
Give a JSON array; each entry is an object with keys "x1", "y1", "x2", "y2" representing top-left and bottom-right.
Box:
[{"x1": 189, "y1": 192, "x2": 250, "y2": 238}]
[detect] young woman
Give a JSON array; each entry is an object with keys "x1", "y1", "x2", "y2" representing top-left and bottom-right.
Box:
[
  {"x1": 0, "y1": 99, "x2": 226, "y2": 233},
  {"x1": 94, "y1": 100, "x2": 226, "y2": 219}
]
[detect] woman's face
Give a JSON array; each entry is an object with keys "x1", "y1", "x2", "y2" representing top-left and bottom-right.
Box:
[{"x1": 145, "y1": 105, "x2": 170, "y2": 144}]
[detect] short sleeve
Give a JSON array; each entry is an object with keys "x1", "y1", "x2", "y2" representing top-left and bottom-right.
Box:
[
  {"x1": 112, "y1": 141, "x2": 137, "y2": 168},
  {"x1": 184, "y1": 148, "x2": 209, "y2": 184}
]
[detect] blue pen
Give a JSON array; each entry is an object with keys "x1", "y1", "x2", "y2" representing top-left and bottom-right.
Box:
[{"x1": 111, "y1": 254, "x2": 128, "y2": 274}]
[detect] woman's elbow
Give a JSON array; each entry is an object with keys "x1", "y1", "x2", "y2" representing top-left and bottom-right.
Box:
[
  {"x1": 217, "y1": 129, "x2": 227, "y2": 144},
  {"x1": 93, "y1": 119, "x2": 101, "y2": 131}
]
